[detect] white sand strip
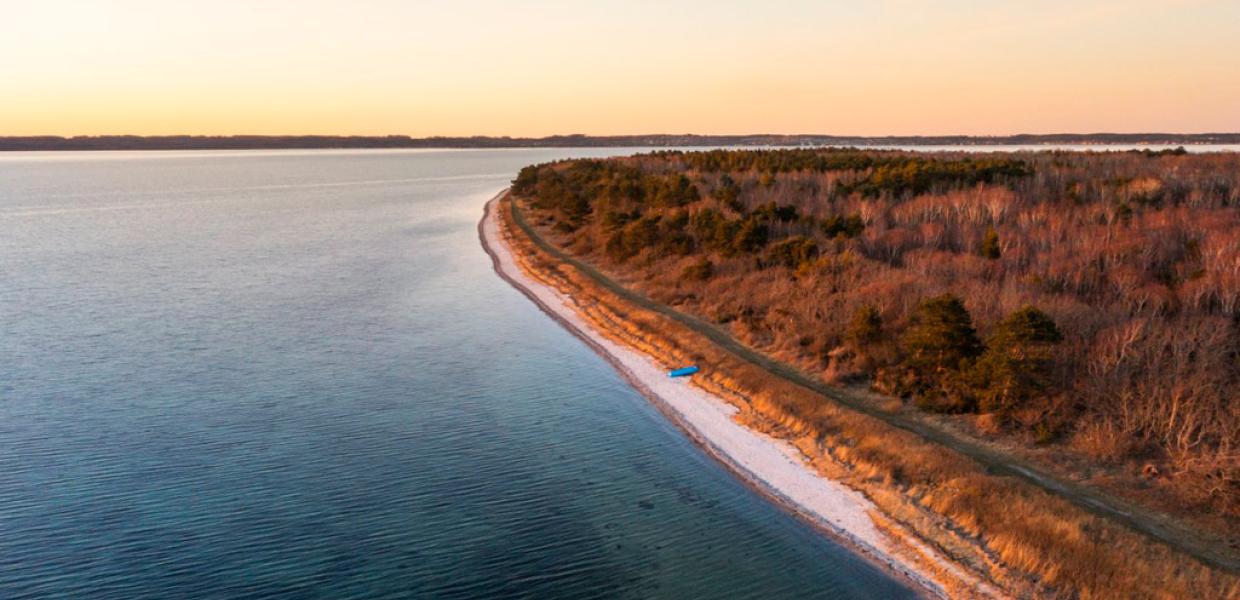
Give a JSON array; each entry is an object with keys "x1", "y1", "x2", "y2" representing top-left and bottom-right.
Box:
[{"x1": 480, "y1": 193, "x2": 987, "y2": 598}]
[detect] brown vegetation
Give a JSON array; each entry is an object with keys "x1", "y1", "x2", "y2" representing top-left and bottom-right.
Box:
[
  {"x1": 512, "y1": 149, "x2": 1239, "y2": 527},
  {"x1": 496, "y1": 190, "x2": 1239, "y2": 599}
]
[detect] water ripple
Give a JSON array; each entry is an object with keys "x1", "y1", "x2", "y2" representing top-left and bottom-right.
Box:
[{"x1": 0, "y1": 149, "x2": 914, "y2": 599}]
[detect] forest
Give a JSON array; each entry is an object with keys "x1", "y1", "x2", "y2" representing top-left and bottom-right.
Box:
[{"x1": 512, "y1": 148, "x2": 1239, "y2": 520}]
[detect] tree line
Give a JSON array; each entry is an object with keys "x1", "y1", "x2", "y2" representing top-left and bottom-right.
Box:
[{"x1": 513, "y1": 148, "x2": 1240, "y2": 518}]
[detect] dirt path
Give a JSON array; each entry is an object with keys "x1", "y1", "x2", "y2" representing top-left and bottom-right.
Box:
[
  {"x1": 504, "y1": 192, "x2": 1238, "y2": 575},
  {"x1": 480, "y1": 192, "x2": 978, "y2": 597}
]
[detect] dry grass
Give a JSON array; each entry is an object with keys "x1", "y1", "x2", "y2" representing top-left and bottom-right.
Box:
[
  {"x1": 521, "y1": 150, "x2": 1240, "y2": 526},
  {"x1": 498, "y1": 194, "x2": 1239, "y2": 599}
]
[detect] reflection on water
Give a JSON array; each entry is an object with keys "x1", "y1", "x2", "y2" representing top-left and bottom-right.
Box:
[{"x1": 0, "y1": 149, "x2": 916, "y2": 599}]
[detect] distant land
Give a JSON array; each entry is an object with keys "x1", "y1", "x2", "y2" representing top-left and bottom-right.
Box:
[{"x1": 3, "y1": 133, "x2": 1240, "y2": 151}]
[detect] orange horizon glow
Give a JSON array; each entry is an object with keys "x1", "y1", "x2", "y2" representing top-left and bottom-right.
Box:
[{"x1": 3, "y1": 1, "x2": 1239, "y2": 137}]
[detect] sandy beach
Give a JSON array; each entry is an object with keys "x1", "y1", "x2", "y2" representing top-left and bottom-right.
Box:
[{"x1": 479, "y1": 192, "x2": 989, "y2": 598}]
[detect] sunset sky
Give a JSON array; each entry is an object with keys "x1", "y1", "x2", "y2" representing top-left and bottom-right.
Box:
[{"x1": 3, "y1": 0, "x2": 1238, "y2": 136}]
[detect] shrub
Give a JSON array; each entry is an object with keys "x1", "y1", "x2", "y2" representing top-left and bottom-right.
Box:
[
  {"x1": 681, "y1": 258, "x2": 714, "y2": 281},
  {"x1": 846, "y1": 305, "x2": 884, "y2": 348},
  {"x1": 732, "y1": 217, "x2": 770, "y2": 253},
  {"x1": 752, "y1": 202, "x2": 799, "y2": 222},
  {"x1": 821, "y1": 214, "x2": 866, "y2": 238},
  {"x1": 764, "y1": 236, "x2": 819, "y2": 269},
  {"x1": 606, "y1": 215, "x2": 661, "y2": 262},
  {"x1": 652, "y1": 174, "x2": 700, "y2": 207}
]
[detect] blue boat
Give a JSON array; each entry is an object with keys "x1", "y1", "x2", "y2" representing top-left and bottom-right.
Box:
[{"x1": 668, "y1": 365, "x2": 699, "y2": 378}]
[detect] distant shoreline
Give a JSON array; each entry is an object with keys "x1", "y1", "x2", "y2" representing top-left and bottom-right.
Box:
[{"x1": 3, "y1": 133, "x2": 1240, "y2": 151}]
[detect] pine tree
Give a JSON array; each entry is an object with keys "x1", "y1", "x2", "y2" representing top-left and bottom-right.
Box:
[
  {"x1": 846, "y1": 305, "x2": 883, "y2": 348},
  {"x1": 904, "y1": 295, "x2": 983, "y2": 371},
  {"x1": 732, "y1": 217, "x2": 769, "y2": 253},
  {"x1": 981, "y1": 227, "x2": 1001, "y2": 259},
  {"x1": 764, "y1": 236, "x2": 818, "y2": 269},
  {"x1": 901, "y1": 294, "x2": 983, "y2": 411},
  {"x1": 972, "y1": 306, "x2": 1063, "y2": 416}
]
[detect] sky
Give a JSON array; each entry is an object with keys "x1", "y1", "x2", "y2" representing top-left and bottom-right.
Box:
[{"x1": 2, "y1": 0, "x2": 1238, "y2": 136}]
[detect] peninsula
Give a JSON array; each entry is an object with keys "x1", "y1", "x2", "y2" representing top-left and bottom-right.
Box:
[{"x1": 483, "y1": 148, "x2": 1239, "y2": 599}]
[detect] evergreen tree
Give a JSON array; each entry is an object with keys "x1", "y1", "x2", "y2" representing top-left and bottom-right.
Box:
[
  {"x1": 901, "y1": 294, "x2": 983, "y2": 411},
  {"x1": 764, "y1": 236, "x2": 818, "y2": 269},
  {"x1": 690, "y1": 208, "x2": 724, "y2": 246},
  {"x1": 972, "y1": 306, "x2": 1063, "y2": 416},
  {"x1": 716, "y1": 174, "x2": 743, "y2": 212},
  {"x1": 821, "y1": 214, "x2": 866, "y2": 238},
  {"x1": 904, "y1": 295, "x2": 983, "y2": 371},
  {"x1": 732, "y1": 217, "x2": 769, "y2": 253},
  {"x1": 846, "y1": 305, "x2": 883, "y2": 348},
  {"x1": 981, "y1": 228, "x2": 1001, "y2": 259},
  {"x1": 512, "y1": 164, "x2": 541, "y2": 196}
]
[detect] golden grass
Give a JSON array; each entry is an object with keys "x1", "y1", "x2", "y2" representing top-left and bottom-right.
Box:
[{"x1": 497, "y1": 194, "x2": 1239, "y2": 600}]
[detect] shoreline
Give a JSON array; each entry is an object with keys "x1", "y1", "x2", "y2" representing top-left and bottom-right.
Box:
[
  {"x1": 6, "y1": 133, "x2": 1240, "y2": 153},
  {"x1": 479, "y1": 190, "x2": 981, "y2": 598}
]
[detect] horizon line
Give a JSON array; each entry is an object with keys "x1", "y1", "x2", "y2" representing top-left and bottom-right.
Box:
[
  {"x1": 6, "y1": 132, "x2": 1240, "y2": 139},
  {"x1": 4, "y1": 132, "x2": 1239, "y2": 153}
]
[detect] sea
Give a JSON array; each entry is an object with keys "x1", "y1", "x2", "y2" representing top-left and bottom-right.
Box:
[{"x1": 0, "y1": 148, "x2": 919, "y2": 599}]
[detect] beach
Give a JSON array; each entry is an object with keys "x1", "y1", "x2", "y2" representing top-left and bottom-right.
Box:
[{"x1": 479, "y1": 191, "x2": 990, "y2": 598}]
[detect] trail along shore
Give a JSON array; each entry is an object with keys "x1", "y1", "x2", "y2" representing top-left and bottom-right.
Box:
[{"x1": 479, "y1": 192, "x2": 996, "y2": 598}]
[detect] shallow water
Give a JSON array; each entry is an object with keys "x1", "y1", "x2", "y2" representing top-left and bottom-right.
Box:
[{"x1": 0, "y1": 149, "x2": 916, "y2": 599}]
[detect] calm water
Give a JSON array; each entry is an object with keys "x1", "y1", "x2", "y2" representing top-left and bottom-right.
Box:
[{"x1": 0, "y1": 149, "x2": 916, "y2": 599}]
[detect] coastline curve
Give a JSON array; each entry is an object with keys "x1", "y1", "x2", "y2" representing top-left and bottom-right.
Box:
[{"x1": 478, "y1": 190, "x2": 991, "y2": 599}]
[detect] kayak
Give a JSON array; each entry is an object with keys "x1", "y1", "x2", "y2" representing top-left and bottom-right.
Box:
[{"x1": 668, "y1": 366, "x2": 699, "y2": 378}]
